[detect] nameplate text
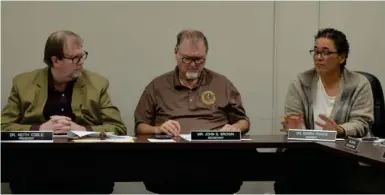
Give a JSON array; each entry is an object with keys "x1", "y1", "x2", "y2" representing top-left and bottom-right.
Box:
[
  {"x1": 191, "y1": 130, "x2": 241, "y2": 141},
  {"x1": 1, "y1": 131, "x2": 53, "y2": 143},
  {"x1": 287, "y1": 129, "x2": 337, "y2": 141},
  {"x1": 344, "y1": 137, "x2": 361, "y2": 152}
]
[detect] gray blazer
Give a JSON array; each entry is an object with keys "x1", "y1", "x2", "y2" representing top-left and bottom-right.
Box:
[{"x1": 284, "y1": 68, "x2": 374, "y2": 137}]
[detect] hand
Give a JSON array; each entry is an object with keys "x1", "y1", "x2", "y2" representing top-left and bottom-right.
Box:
[
  {"x1": 52, "y1": 116, "x2": 72, "y2": 134},
  {"x1": 39, "y1": 115, "x2": 71, "y2": 132},
  {"x1": 220, "y1": 124, "x2": 240, "y2": 131},
  {"x1": 314, "y1": 114, "x2": 339, "y2": 131},
  {"x1": 70, "y1": 121, "x2": 87, "y2": 131},
  {"x1": 156, "y1": 120, "x2": 181, "y2": 136},
  {"x1": 280, "y1": 112, "x2": 304, "y2": 132}
]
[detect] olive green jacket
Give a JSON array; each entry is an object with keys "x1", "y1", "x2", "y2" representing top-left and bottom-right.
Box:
[{"x1": 1, "y1": 67, "x2": 127, "y2": 135}]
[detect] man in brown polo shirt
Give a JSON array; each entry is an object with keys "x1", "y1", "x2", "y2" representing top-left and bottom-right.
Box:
[
  {"x1": 134, "y1": 30, "x2": 250, "y2": 194},
  {"x1": 135, "y1": 30, "x2": 250, "y2": 136}
]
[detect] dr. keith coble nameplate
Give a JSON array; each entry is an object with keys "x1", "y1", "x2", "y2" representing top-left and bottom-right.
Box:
[
  {"x1": 1, "y1": 131, "x2": 53, "y2": 143},
  {"x1": 190, "y1": 130, "x2": 241, "y2": 141},
  {"x1": 287, "y1": 129, "x2": 337, "y2": 142}
]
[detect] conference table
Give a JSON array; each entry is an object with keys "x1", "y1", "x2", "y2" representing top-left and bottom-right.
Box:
[{"x1": 2, "y1": 134, "x2": 385, "y2": 193}]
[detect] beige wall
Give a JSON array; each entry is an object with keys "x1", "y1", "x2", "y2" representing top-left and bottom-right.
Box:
[
  {"x1": 1, "y1": 1, "x2": 385, "y2": 194},
  {"x1": 1, "y1": 1, "x2": 276, "y2": 136}
]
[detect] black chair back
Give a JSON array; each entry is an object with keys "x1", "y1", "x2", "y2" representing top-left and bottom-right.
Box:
[{"x1": 356, "y1": 71, "x2": 385, "y2": 138}]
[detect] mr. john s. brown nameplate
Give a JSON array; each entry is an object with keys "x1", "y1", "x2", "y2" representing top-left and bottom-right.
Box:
[
  {"x1": 287, "y1": 129, "x2": 337, "y2": 142},
  {"x1": 1, "y1": 131, "x2": 53, "y2": 143},
  {"x1": 190, "y1": 130, "x2": 241, "y2": 141}
]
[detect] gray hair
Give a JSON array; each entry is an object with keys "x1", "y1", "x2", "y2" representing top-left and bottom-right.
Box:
[{"x1": 175, "y1": 30, "x2": 208, "y2": 53}]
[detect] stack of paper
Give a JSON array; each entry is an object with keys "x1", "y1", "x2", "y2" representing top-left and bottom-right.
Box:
[
  {"x1": 67, "y1": 131, "x2": 116, "y2": 138},
  {"x1": 71, "y1": 136, "x2": 135, "y2": 143},
  {"x1": 147, "y1": 139, "x2": 175, "y2": 143},
  {"x1": 68, "y1": 131, "x2": 135, "y2": 143}
]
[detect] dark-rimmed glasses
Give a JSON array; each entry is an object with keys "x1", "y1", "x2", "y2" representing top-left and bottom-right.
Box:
[
  {"x1": 180, "y1": 54, "x2": 206, "y2": 65},
  {"x1": 63, "y1": 51, "x2": 88, "y2": 64},
  {"x1": 309, "y1": 49, "x2": 338, "y2": 58}
]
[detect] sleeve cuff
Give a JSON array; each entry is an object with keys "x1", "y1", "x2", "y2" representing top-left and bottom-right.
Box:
[
  {"x1": 339, "y1": 123, "x2": 356, "y2": 137},
  {"x1": 30, "y1": 124, "x2": 40, "y2": 131}
]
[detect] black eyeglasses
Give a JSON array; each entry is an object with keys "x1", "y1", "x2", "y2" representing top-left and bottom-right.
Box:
[
  {"x1": 63, "y1": 51, "x2": 88, "y2": 64},
  {"x1": 309, "y1": 49, "x2": 338, "y2": 58},
  {"x1": 180, "y1": 56, "x2": 206, "y2": 65}
]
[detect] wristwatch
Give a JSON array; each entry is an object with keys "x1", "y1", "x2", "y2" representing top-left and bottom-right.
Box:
[{"x1": 336, "y1": 126, "x2": 346, "y2": 137}]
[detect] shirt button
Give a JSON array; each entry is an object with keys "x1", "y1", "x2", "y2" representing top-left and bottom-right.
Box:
[
  {"x1": 62, "y1": 94, "x2": 65, "y2": 97},
  {"x1": 61, "y1": 108, "x2": 64, "y2": 111}
]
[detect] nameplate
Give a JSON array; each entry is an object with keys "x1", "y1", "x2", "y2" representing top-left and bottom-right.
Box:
[
  {"x1": 344, "y1": 137, "x2": 361, "y2": 152},
  {"x1": 190, "y1": 130, "x2": 241, "y2": 141},
  {"x1": 287, "y1": 129, "x2": 337, "y2": 141},
  {"x1": 1, "y1": 131, "x2": 53, "y2": 143}
]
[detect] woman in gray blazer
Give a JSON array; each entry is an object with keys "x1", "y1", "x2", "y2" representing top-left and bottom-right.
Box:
[
  {"x1": 275, "y1": 28, "x2": 375, "y2": 194},
  {"x1": 281, "y1": 28, "x2": 374, "y2": 138}
]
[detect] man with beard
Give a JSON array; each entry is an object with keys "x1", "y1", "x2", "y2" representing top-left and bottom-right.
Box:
[
  {"x1": 1, "y1": 30, "x2": 126, "y2": 193},
  {"x1": 134, "y1": 29, "x2": 250, "y2": 194}
]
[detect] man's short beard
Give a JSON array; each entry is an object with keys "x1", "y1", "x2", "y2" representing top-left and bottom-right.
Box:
[{"x1": 185, "y1": 72, "x2": 199, "y2": 80}]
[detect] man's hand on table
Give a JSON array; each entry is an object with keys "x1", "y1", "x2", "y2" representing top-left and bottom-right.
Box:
[
  {"x1": 155, "y1": 120, "x2": 181, "y2": 136},
  {"x1": 39, "y1": 115, "x2": 86, "y2": 134}
]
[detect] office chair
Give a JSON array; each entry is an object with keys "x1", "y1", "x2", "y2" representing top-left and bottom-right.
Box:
[{"x1": 356, "y1": 71, "x2": 385, "y2": 138}]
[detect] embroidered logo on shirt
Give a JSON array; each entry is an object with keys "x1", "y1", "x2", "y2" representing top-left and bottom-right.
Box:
[{"x1": 201, "y1": 90, "x2": 216, "y2": 105}]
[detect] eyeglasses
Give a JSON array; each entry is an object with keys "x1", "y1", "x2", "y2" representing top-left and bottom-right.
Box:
[
  {"x1": 309, "y1": 49, "x2": 338, "y2": 58},
  {"x1": 180, "y1": 54, "x2": 206, "y2": 65},
  {"x1": 63, "y1": 51, "x2": 88, "y2": 64}
]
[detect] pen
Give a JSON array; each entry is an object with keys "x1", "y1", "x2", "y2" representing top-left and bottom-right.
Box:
[{"x1": 362, "y1": 137, "x2": 378, "y2": 142}]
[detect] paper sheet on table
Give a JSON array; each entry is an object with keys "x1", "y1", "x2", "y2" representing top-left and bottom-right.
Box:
[
  {"x1": 359, "y1": 138, "x2": 385, "y2": 143},
  {"x1": 336, "y1": 138, "x2": 385, "y2": 143},
  {"x1": 72, "y1": 136, "x2": 135, "y2": 143},
  {"x1": 67, "y1": 131, "x2": 117, "y2": 138},
  {"x1": 147, "y1": 139, "x2": 175, "y2": 143},
  {"x1": 180, "y1": 134, "x2": 191, "y2": 141}
]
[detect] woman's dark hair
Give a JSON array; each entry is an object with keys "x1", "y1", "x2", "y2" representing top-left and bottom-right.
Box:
[{"x1": 315, "y1": 28, "x2": 350, "y2": 69}]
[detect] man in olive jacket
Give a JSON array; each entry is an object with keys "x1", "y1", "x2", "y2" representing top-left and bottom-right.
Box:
[
  {"x1": 1, "y1": 30, "x2": 126, "y2": 194},
  {"x1": 1, "y1": 67, "x2": 126, "y2": 135},
  {"x1": 1, "y1": 31, "x2": 126, "y2": 135}
]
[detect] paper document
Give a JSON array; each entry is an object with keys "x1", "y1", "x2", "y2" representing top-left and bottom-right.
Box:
[
  {"x1": 148, "y1": 139, "x2": 175, "y2": 143},
  {"x1": 180, "y1": 134, "x2": 191, "y2": 141},
  {"x1": 72, "y1": 136, "x2": 135, "y2": 143},
  {"x1": 67, "y1": 131, "x2": 117, "y2": 138},
  {"x1": 360, "y1": 138, "x2": 385, "y2": 143}
]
